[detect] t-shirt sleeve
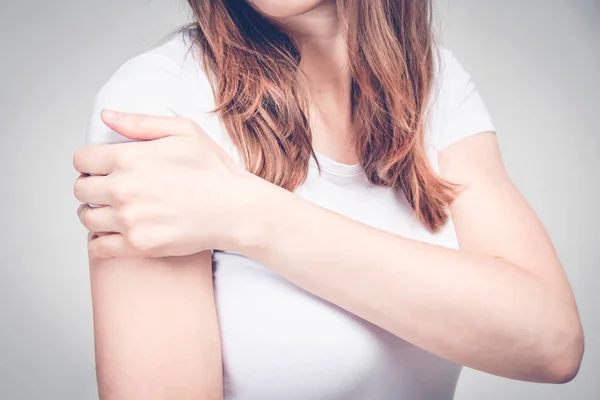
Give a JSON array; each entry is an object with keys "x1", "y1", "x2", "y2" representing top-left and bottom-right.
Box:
[
  {"x1": 431, "y1": 49, "x2": 496, "y2": 152},
  {"x1": 84, "y1": 52, "x2": 190, "y2": 146},
  {"x1": 83, "y1": 52, "x2": 194, "y2": 208}
]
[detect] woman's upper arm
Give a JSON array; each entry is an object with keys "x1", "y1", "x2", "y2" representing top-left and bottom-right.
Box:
[
  {"x1": 90, "y1": 251, "x2": 222, "y2": 400},
  {"x1": 439, "y1": 133, "x2": 574, "y2": 299},
  {"x1": 84, "y1": 53, "x2": 223, "y2": 399},
  {"x1": 434, "y1": 49, "x2": 576, "y2": 306}
]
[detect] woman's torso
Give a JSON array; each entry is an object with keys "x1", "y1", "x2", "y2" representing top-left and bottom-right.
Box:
[
  {"x1": 213, "y1": 155, "x2": 463, "y2": 399},
  {"x1": 86, "y1": 30, "x2": 482, "y2": 399}
]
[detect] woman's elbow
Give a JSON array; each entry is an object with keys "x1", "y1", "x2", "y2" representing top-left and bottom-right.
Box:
[{"x1": 542, "y1": 313, "x2": 584, "y2": 384}]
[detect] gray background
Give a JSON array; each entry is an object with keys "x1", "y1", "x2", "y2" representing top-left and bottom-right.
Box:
[{"x1": 0, "y1": 0, "x2": 598, "y2": 399}]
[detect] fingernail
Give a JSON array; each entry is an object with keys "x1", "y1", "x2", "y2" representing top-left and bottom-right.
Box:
[{"x1": 102, "y1": 109, "x2": 120, "y2": 122}]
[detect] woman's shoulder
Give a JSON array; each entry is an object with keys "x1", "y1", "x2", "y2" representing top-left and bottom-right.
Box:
[
  {"x1": 110, "y1": 29, "x2": 204, "y2": 81},
  {"x1": 426, "y1": 44, "x2": 495, "y2": 153},
  {"x1": 85, "y1": 28, "x2": 219, "y2": 146},
  {"x1": 431, "y1": 45, "x2": 474, "y2": 103},
  {"x1": 93, "y1": 28, "x2": 214, "y2": 117}
]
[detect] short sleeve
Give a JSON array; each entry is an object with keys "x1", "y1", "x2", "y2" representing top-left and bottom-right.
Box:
[
  {"x1": 431, "y1": 49, "x2": 496, "y2": 152},
  {"x1": 83, "y1": 51, "x2": 195, "y2": 208},
  {"x1": 85, "y1": 52, "x2": 191, "y2": 146}
]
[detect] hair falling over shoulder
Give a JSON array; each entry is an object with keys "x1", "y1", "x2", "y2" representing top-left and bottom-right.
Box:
[{"x1": 185, "y1": 0, "x2": 461, "y2": 233}]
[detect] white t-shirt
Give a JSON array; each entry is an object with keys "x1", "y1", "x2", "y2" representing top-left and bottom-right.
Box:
[{"x1": 85, "y1": 30, "x2": 495, "y2": 400}]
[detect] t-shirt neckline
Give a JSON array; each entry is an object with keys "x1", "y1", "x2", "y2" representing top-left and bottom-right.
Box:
[{"x1": 309, "y1": 150, "x2": 363, "y2": 177}]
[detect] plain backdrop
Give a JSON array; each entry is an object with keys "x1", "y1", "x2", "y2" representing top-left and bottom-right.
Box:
[{"x1": 0, "y1": 0, "x2": 598, "y2": 399}]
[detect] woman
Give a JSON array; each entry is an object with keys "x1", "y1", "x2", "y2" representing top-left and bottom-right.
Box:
[{"x1": 73, "y1": 0, "x2": 584, "y2": 399}]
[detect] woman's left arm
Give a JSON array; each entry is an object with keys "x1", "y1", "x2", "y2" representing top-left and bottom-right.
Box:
[{"x1": 235, "y1": 131, "x2": 584, "y2": 384}]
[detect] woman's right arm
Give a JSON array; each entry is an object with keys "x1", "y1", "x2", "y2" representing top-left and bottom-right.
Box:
[
  {"x1": 89, "y1": 243, "x2": 223, "y2": 399},
  {"x1": 83, "y1": 51, "x2": 223, "y2": 399}
]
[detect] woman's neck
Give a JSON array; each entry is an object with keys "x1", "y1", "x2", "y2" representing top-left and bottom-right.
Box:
[
  {"x1": 282, "y1": 1, "x2": 350, "y2": 93},
  {"x1": 281, "y1": 1, "x2": 356, "y2": 164}
]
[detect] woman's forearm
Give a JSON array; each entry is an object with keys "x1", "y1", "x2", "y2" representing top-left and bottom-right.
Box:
[
  {"x1": 232, "y1": 180, "x2": 582, "y2": 384},
  {"x1": 90, "y1": 249, "x2": 223, "y2": 399}
]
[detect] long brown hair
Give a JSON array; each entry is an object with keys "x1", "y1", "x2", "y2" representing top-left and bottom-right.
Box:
[{"x1": 185, "y1": 0, "x2": 460, "y2": 232}]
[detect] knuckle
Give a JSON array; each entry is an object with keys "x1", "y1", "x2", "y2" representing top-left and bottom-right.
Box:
[
  {"x1": 109, "y1": 178, "x2": 130, "y2": 203},
  {"x1": 126, "y1": 229, "x2": 151, "y2": 254},
  {"x1": 113, "y1": 151, "x2": 131, "y2": 171},
  {"x1": 114, "y1": 146, "x2": 139, "y2": 171},
  {"x1": 118, "y1": 206, "x2": 138, "y2": 230}
]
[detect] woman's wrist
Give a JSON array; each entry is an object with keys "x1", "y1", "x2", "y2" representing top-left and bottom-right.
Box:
[
  {"x1": 225, "y1": 171, "x2": 303, "y2": 256},
  {"x1": 222, "y1": 171, "x2": 279, "y2": 254}
]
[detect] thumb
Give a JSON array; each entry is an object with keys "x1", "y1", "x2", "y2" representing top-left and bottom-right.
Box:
[{"x1": 100, "y1": 109, "x2": 194, "y2": 140}]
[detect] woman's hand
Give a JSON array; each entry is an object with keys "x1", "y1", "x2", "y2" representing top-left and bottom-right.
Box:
[{"x1": 73, "y1": 109, "x2": 262, "y2": 259}]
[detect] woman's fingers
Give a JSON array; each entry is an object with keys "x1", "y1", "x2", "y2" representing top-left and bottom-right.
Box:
[
  {"x1": 74, "y1": 174, "x2": 114, "y2": 205},
  {"x1": 73, "y1": 144, "x2": 117, "y2": 175},
  {"x1": 77, "y1": 203, "x2": 122, "y2": 233},
  {"x1": 100, "y1": 110, "x2": 202, "y2": 141},
  {"x1": 88, "y1": 233, "x2": 142, "y2": 259}
]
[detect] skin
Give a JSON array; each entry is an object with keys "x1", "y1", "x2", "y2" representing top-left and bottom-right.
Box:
[
  {"x1": 75, "y1": 0, "x2": 584, "y2": 398},
  {"x1": 248, "y1": 0, "x2": 327, "y2": 19},
  {"x1": 88, "y1": 247, "x2": 223, "y2": 400},
  {"x1": 82, "y1": 125, "x2": 225, "y2": 397}
]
